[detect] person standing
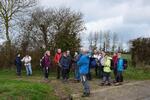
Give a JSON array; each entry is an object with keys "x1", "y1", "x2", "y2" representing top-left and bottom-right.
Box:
[
  {"x1": 22, "y1": 54, "x2": 32, "y2": 76},
  {"x1": 60, "y1": 52, "x2": 70, "y2": 83},
  {"x1": 112, "y1": 52, "x2": 118, "y2": 83},
  {"x1": 101, "y1": 53, "x2": 112, "y2": 86},
  {"x1": 54, "y1": 49, "x2": 62, "y2": 79},
  {"x1": 66, "y1": 50, "x2": 72, "y2": 79},
  {"x1": 42, "y1": 51, "x2": 51, "y2": 81},
  {"x1": 15, "y1": 53, "x2": 22, "y2": 76},
  {"x1": 73, "y1": 52, "x2": 80, "y2": 82},
  {"x1": 115, "y1": 53, "x2": 124, "y2": 85},
  {"x1": 77, "y1": 49, "x2": 90, "y2": 97}
]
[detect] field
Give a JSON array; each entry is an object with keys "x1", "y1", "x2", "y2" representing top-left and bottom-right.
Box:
[{"x1": 0, "y1": 54, "x2": 150, "y2": 100}]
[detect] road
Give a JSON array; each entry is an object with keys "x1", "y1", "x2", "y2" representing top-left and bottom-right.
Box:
[{"x1": 73, "y1": 80, "x2": 150, "y2": 100}]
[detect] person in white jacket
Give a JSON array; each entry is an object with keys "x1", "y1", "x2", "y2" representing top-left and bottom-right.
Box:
[{"x1": 22, "y1": 55, "x2": 32, "y2": 76}]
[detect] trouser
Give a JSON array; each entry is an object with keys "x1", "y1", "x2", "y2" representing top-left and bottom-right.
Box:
[
  {"x1": 116, "y1": 71, "x2": 123, "y2": 82},
  {"x1": 16, "y1": 65, "x2": 22, "y2": 76},
  {"x1": 75, "y1": 65, "x2": 80, "y2": 80},
  {"x1": 102, "y1": 72, "x2": 111, "y2": 84},
  {"x1": 57, "y1": 64, "x2": 61, "y2": 79},
  {"x1": 25, "y1": 64, "x2": 32, "y2": 76},
  {"x1": 80, "y1": 74, "x2": 90, "y2": 94},
  {"x1": 43, "y1": 67, "x2": 49, "y2": 79},
  {"x1": 67, "y1": 65, "x2": 71, "y2": 79},
  {"x1": 99, "y1": 66, "x2": 104, "y2": 78},
  {"x1": 113, "y1": 67, "x2": 117, "y2": 81},
  {"x1": 95, "y1": 65, "x2": 98, "y2": 77},
  {"x1": 62, "y1": 68, "x2": 69, "y2": 80}
]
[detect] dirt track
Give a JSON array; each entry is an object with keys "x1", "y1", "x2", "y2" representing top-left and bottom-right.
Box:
[{"x1": 73, "y1": 80, "x2": 150, "y2": 100}]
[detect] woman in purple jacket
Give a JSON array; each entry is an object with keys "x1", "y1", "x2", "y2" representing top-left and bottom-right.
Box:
[{"x1": 42, "y1": 51, "x2": 51, "y2": 81}]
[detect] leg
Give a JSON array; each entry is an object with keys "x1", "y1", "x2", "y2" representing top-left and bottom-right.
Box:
[
  {"x1": 64, "y1": 69, "x2": 68, "y2": 80},
  {"x1": 28, "y1": 64, "x2": 32, "y2": 75},
  {"x1": 114, "y1": 68, "x2": 117, "y2": 82},
  {"x1": 95, "y1": 65, "x2": 98, "y2": 77},
  {"x1": 18, "y1": 65, "x2": 21, "y2": 76},
  {"x1": 62, "y1": 69, "x2": 65, "y2": 80},
  {"x1": 101, "y1": 72, "x2": 107, "y2": 85},
  {"x1": 25, "y1": 65, "x2": 29, "y2": 76},
  {"x1": 120, "y1": 72, "x2": 123, "y2": 82},
  {"x1": 66, "y1": 68, "x2": 69, "y2": 79},
  {"x1": 81, "y1": 75, "x2": 90, "y2": 96},
  {"x1": 57, "y1": 65, "x2": 60, "y2": 79},
  {"x1": 16, "y1": 65, "x2": 19, "y2": 76},
  {"x1": 45, "y1": 67, "x2": 49, "y2": 79}
]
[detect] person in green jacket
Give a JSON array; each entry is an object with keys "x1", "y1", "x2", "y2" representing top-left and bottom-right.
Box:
[{"x1": 101, "y1": 53, "x2": 112, "y2": 86}]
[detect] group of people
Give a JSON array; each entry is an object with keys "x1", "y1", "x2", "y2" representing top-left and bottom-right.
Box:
[
  {"x1": 15, "y1": 48, "x2": 127, "y2": 97},
  {"x1": 15, "y1": 54, "x2": 32, "y2": 76}
]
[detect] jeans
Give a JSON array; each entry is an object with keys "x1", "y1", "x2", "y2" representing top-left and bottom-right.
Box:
[
  {"x1": 102, "y1": 72, "x2": 111, "y2": 84},
  {"x1": 16, "y1": 65, "x2": 22, "y2": 76},
  {"x1": 75, "y1": 64, "x2": 80, "y2": 80},
  {"x1": 80, "y1": 74, "x2": 90, "y2": 94},
  {"x1": 99, "y1": 65, "x2": 104, "y2": 78},
  {"x1": 25, "y1": 64, "x2": 32, "y2": 76}
]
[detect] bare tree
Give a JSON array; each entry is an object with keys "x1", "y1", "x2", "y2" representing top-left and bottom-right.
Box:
[
  {"x1": 93, "y1": 31, "x2": 99, "y2": 50},
  {"x1": 112, "y1": 32, "x2": 118, "y2": 52},
  {"x1": 0, "y1": 0, "x2": 36, "y2": 45},
  {"x1": 99, "y1": 31, "x2": 103, "y2": 50},
  {"x1": 88, "y1": 32, "x2": 94, "y2": 50},
  {"x1": 103, "y1": 31, "x2": 110, "y2": 52},
  {"x1": 118, "y1": 40, "x2": 123, "y2": 52}
]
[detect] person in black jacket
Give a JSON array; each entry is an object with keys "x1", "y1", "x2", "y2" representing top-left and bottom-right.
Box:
[
  {"x1": 15, "y1": 53, "x2": 22, "y2": 76},
  {"x1": 60, "y1": 52, "x2": 71, "y2": 83}
]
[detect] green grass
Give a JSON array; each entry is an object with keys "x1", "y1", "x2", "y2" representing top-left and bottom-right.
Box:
[
  {"x1": 122, "y1": 54, "x2": 150, "y2": 80},
  {"x1": 0, "y1": 70, "x2": 58, "y2": 100},
  {"x1": 0, "y1": 54, "x2": 150, "y2": 99}
]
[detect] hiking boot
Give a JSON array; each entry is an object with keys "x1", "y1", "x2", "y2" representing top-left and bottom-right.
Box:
[
  {"x1": 107, "y1": 83, "x2": 111, "y2": 86},
  {"x1": 82, "y1": 93, "x2": 90, "y2": 97},
  {"x1": 99, "y1": 83, "x2": 104, "y2": 86},
  {"x1": 115, "y1": 82, "x2": 121, "y2": 86}
]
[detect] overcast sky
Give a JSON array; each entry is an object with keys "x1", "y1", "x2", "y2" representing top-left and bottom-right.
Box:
[{"x1": 39, "y1": 0, "x2": 150, "y2": 49}]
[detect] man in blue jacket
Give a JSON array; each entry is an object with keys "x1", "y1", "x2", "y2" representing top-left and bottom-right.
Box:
[{"x1": 77, "y1": 48, "x2": 90, "y2": 97}]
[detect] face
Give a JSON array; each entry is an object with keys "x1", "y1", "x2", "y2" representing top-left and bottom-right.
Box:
[
  {"x1": 94, "y1": 50, "x2": 97, "y2": 54},
  {"x1": 67, "y1": 51, "x2": 70, "y2": 55},
  {"x1": 63, "y1": 52, "x2": 67, "y2": 57},
  {"x1": 18, "y1": 54, "x2": 20, "y2": 57},
  {"x1": 46, "y1": 51, "x2": 50, "y2": 56},
  {"x1": 57, "y1": 49, "x2": 61, "y2": 53}
]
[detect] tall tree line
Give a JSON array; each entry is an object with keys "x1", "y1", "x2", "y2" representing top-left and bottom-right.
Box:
[
  {"x1": 0, "y1": 1, "x2": 85, "y2": 68},
  {"x1": 88, "y1": 31, "x2": 122, "y2": 52}
]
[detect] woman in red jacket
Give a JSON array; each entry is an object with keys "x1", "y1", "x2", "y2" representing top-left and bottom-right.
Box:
[{"x1": 54, "y1": 49, "x2": 62, "y2": 79}]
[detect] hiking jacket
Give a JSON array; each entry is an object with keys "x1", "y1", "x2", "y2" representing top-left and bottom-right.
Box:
[
  {"x1": 54, "y1": 53, "x2": 62, "y2": 64},
  {"x1": 117, "y1": 58, "x2": 124, "y2": 71},
  {"x1": 60, "y1": 56, "x2": 70, "y2": 69},
  {"x1": 103, "y1": 56, "x2": 112, "y2": 73},
  {"x1": 77, "y1": 55, "x2": 90, "y2": 74}
]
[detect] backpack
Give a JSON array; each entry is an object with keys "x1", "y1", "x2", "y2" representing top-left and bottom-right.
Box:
[
  {"x1": 40, "y1": 56, "x2": 45, "y2": 68},
  {"x1": 110, "y1": 59, "x2": 114, "y2": 70},
  {"x1": 90, "y1": 58, "x2": 97, "y2": 68},
  {"x1": 123, "y1": 59, "x2": 128, "y2": 70}
]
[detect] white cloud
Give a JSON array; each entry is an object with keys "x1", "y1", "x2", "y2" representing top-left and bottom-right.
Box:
[{"x1": 39, "y1": 0, "x2": 150, "y2": 49}]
